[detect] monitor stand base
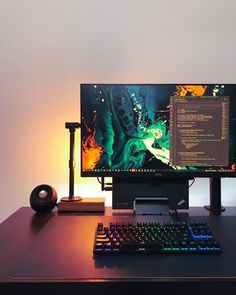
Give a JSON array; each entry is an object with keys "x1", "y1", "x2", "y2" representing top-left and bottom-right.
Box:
[{"x1": 204, "y1": 205, "x2": 225, "y2": 213}]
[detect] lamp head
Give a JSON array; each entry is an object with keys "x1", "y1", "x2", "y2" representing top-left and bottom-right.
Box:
[{"x1": 65, "y1": 122, "x2": 80, "y2": 129}]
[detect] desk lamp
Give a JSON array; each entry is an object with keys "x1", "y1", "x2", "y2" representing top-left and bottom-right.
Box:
[
  {"x1": 60, "y1": 122, "x2": 82, "y2": 203},
  {"x1": 57, "y1": 122, "x2": 105, "y2": 212}
]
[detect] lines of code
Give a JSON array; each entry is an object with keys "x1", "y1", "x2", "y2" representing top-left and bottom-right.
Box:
[{"x1": 170, "y1": 96, "x2": 229, "y2": 167}]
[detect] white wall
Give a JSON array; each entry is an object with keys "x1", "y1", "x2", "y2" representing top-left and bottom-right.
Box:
[{"x1": 1, "y1": 0, "x2": 236, "y2": 222}]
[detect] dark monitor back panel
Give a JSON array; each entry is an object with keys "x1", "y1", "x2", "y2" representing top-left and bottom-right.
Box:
[
  {"x1": 112, "y1": 177, "x2": 189, "y2": 209},
  {"x1": 10, "y1": 214, "x2": 236, "y2": 280}
]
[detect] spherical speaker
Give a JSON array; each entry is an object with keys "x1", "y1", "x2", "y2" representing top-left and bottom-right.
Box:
[{"x1": 30, "y1": 184, "x2": 58, "y2": 213}]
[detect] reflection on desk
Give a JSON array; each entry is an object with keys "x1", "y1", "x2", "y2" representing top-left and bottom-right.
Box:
[{"x1": 1, "y1": 207, "x2": 236, "y2": 294}]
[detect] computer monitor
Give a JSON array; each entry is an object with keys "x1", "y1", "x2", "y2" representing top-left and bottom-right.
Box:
[{"x1": 80, "y1": 84, "x2": 236, "y2": 211}]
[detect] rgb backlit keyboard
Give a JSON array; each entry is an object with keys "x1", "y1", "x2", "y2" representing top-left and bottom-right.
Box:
[{"x1": 93, "y1": 221, "x2": 222, "y2": 254}]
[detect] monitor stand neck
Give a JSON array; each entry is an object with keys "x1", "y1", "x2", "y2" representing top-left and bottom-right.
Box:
[{"x1": 204, "y1": 177, "x2": 225, "y2": 215}]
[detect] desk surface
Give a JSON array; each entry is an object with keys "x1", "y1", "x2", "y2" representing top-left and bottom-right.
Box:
[{"x1": 1, "y1": 207, "x2": 236, "y2": 294}]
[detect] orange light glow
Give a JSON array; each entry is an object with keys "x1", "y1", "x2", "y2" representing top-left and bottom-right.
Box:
[
  {"x1": 82, "y1": 136, "x2": 103, "y2": 170},
  {"x1": 175, "y1": 85, "x2": 207, "y2": 96},
  {"x1": 232, "y1": 163, "x2": 236, "y2": 172},
  {"x1": 82, "y1": 114, "x2": 103, "y2": 170}
]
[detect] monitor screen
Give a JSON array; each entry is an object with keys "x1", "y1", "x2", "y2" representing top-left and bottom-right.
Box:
[{"x1": 80, "y1": 84, "x2": 236, "y2": 178}]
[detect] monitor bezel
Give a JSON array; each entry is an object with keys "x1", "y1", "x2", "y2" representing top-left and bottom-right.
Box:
[{"x1": 80, "y1": 83, "x2": 236, "y2": 178}]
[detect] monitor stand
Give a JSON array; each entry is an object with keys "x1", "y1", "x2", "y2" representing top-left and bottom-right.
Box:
[{"x1": 204, "y1": 177, "x2": 225, "y2": 215}]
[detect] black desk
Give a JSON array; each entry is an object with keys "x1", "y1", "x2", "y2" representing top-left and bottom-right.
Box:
[{"x1": 1, "y1": 207, "x2": 236, "y2": 294}]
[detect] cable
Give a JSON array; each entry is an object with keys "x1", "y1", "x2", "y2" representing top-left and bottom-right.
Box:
[
  {"x1": 188, "y1": 178, "x2": 195, "y2": 188},
  {"x1": 97, "y1": 177, "x2": 113, "y2": 191}
]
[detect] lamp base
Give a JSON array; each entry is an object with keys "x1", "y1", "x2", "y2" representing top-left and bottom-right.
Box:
[
  {"x1": 60, "y1": 196, "x2": 82, "y2": 202},
  {"x1": 57, "y1": 197, "x2": 105, "y2": 212}
]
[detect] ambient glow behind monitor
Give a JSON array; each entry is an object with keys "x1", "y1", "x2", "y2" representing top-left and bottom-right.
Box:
[{"x1": 80, "y1": 84, "x2": 236, "y2": 178}]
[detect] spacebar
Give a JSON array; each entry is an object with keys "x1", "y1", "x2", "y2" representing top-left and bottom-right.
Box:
[{"x1": 120, "y1": 242, "x2": 162, "y2": 253}]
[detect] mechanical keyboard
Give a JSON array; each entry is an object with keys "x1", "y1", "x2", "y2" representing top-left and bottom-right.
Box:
[{"x1": 93, "y1": 221, "x2": 223, "y2": 254}]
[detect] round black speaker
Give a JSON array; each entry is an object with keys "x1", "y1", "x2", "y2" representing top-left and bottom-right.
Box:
[{"x1": 30, "y1": 184, "x2": 58, "y2": 213}]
